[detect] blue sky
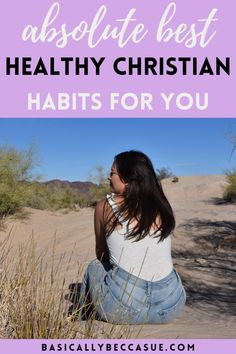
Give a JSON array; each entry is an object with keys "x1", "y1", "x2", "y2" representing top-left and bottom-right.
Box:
[{"x1": 0, "y1": 118, "x2": 235, "y2": 181}]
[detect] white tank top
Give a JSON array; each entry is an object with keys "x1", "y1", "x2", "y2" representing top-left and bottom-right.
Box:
[{"x1": 106, "y1": 194, "x2": 173, "y2": 281}]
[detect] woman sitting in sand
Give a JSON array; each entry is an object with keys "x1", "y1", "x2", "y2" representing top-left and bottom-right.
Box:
[{"x1": 73, "y1": 150, "x2": 186, "y2": 324}]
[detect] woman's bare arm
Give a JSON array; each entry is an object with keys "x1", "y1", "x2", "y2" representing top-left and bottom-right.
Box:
[{"x1": 94, "y1": 198, "x2": 109, "y2": 262}]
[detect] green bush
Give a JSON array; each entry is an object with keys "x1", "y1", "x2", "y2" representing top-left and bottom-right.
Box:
[
  {"x1": 47, "y1": 186, "x2": 79, "y2": 210},
  {"x1": 0, "y1": 184, "x2": 24, "y2": 216},
  {"x1": 23, "y1": 182, "x2": 51, "y2": 210},
  {"x1": 25, "y1": 183, "x2": 80, "y2": 211},
  {"x1": 0, "y1": 145, "x2": 37, "y2": 217},
  {"x1": 223, "y1": 170, "x2": 236, "y2": 202}
]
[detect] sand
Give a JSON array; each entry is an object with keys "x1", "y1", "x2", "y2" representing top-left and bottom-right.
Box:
[{"x1": 1, "y1": 175, "x2": 235, "y2": 338}]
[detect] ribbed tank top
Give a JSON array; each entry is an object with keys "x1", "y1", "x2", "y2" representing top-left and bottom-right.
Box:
[{"x1": 106, "y1": 194, "x2": 173, "y2": 281}]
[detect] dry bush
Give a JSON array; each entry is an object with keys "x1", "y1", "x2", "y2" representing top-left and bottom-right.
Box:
[
  {"x1": 223, "y1": 170, "x2": 236, "y2": 203},
  {"x1": 0, "y1": 235, "x2": 135, "y2": 339},
  {"x1": 156, "y1": 167, "x2": 174, "y2": 181},
  {"x1": 88, "y1": 166, "x2": 110, "y2": 206}
]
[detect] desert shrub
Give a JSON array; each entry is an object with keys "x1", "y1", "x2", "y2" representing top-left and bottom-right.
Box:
[
  {"x1": 24, "y1": 182, "x2": 50, "y2": 210},
  {"x1": 0, "y1": 145, "x2": 37, "y2": 217},
  {"x1": 223, "y1": 170, "x2": 236, "y2": 202},
  {"x1": 88, "y1": 183, "x2": 110, "y2": 206},
  {"x1": 0, "y1": 236, "x2": 135, "y2": 339},
  {"x1": 156, "y1": 167, "x2": 174, "y2": 180},
  {"x1": 50, "y1": 186, "x2": 79, "y2": 210},
  {"x1": 88, "y1": 166, "x2": 110, "y2": 205},
  {"x1": 0, "y1": 237, "x2": 81, "y2": 338},
  {"x1": 76, "y1": 194, "x2": 91, "y2": 208},
  {"x1": 0, "y1": 183, "x2": 23, "y2": 216},
  {"x1": 25, "y1": 183, "x2": 81, "y2": 211}
]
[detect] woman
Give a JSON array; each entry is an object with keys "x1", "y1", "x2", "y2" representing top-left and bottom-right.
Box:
[{"x1": 75, "y1": 150, "x2": 186, "y2": 324}]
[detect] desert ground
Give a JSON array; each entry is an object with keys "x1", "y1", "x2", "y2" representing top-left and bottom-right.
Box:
[{"x1": 1, "y1": 175, "x2": 235, "y2": 338}]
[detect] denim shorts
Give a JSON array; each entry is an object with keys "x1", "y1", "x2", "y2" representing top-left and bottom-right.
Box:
[{"x1": 78, "y1": 259, "x2": 186, "y2": 324}]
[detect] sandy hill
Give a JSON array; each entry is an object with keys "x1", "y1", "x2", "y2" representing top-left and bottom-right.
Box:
[{"x1": 1, "y1": 175, "x2": 235, "y2": 338}]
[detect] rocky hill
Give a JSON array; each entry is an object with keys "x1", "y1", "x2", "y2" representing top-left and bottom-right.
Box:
[{"x1": 44, "y1": 179, "x2": 95, "y2": 194}]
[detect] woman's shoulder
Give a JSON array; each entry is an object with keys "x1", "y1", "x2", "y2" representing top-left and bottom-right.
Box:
[
  {"x1": 95, "y1": 196, "x2": 112, "y2": 219},
  {"x1": 95, "y1": 197, "x2": 106, "y2": 213}
]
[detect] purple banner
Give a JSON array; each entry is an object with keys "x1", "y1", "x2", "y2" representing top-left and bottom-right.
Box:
[
  {"x1": 0, "y1": 339, "x2": 235, "y2": 354},
  {"x1": 0, "y1": 0, "x2": 235, "y2": 117}
]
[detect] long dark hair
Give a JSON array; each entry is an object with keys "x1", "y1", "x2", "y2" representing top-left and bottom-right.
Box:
[{"x1": 105, "y1": 150, "x2": 175, "y2": 242}]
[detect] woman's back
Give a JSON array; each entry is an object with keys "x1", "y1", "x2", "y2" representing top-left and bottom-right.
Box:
[{"x1": 106, "y1": 194, "x2": 173, "y2": 281}]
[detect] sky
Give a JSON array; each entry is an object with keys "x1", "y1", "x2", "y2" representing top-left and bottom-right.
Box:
[{"x1": 0, "y1": 118, "x2": 235, "y2": 181}]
